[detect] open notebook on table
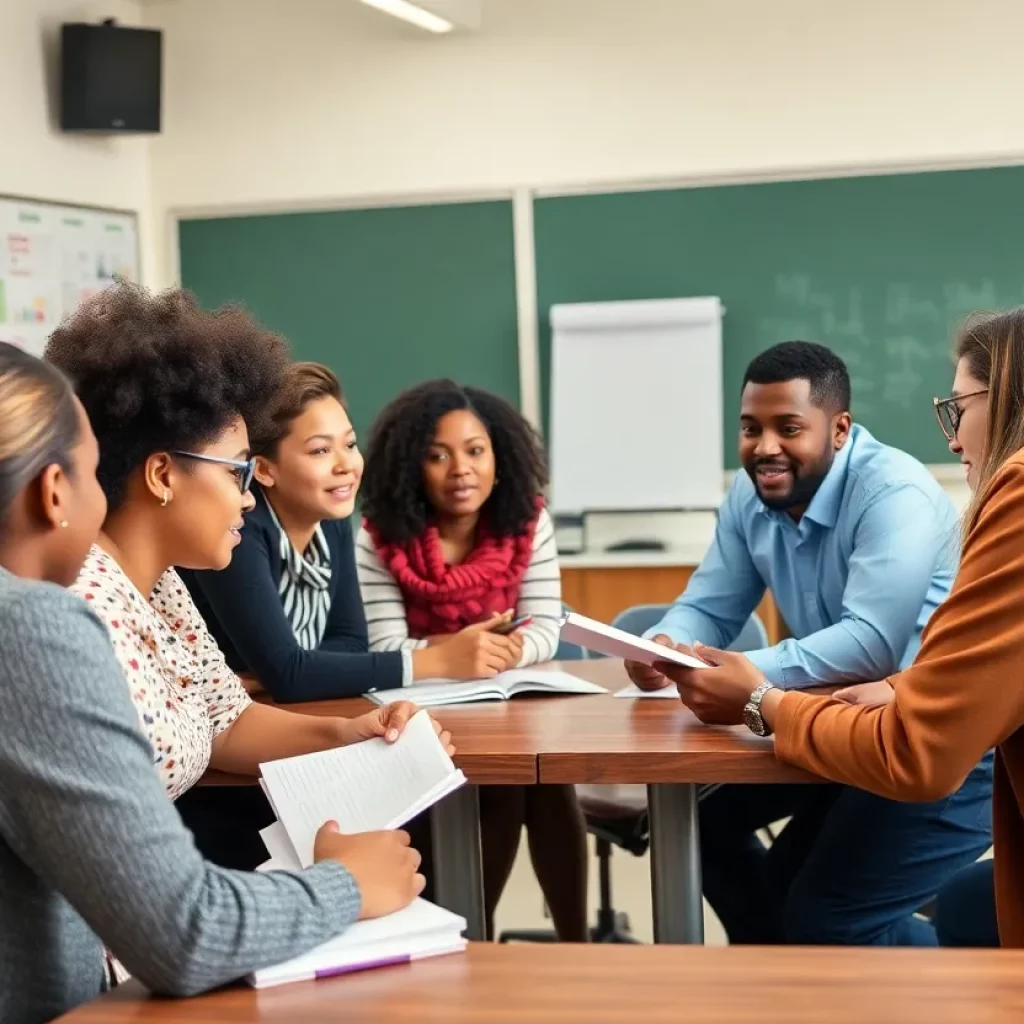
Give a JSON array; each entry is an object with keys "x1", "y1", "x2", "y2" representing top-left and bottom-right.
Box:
[
  {"x1": 258, "y1": 709, "x2": 465, "y2": 867},
  {"x1": 367, "y1": 668, "x2": 606, "y2": 707}
]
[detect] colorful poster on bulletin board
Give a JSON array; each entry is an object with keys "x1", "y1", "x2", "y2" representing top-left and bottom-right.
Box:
[{"x1": 0, "y1": 195, "x2": 139, "y2": 356}]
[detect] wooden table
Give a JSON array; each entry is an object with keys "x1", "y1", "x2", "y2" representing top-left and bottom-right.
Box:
[
  {"x1": 58, "y1": 943, "x2": 1024, "y2": 1022},
  {"x1": 235, "y1": 660, "x2": 818, "y2": 946}
]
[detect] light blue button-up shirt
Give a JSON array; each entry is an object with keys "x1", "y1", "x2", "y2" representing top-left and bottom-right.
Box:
[{"x1": 648, "y1": 424, "x2": 960, "y2": 689}]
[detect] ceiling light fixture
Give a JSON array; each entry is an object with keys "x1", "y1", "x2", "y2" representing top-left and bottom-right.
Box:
[{"x1": 359, "y1": 0, "x2": 454, "y2": 34}]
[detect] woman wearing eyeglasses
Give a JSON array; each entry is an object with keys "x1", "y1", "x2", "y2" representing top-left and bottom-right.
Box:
[
  {"x1": 44, "y1": 285, "x2": 453, "y2": 871},
  {"x1": 654, "y1": 308, "x2": 1024, "y2": 946}
]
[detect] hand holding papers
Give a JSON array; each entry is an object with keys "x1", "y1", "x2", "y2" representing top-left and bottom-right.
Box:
[{"x1": 259, "y1": 710, "x2": 466, "y2": 868}]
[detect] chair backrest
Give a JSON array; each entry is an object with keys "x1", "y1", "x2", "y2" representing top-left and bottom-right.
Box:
[
  {"x1": 611, "y1": 604, "x2": 669, "y2": 639},
  {"x1": 730, "y1": 613, "x2": 769, "y2": 653},
  {"x1": 604, "y1": 602, "x2": 768, "y2": 655},
  {"x1": 555, "y1": 604, "x2": 588, "y2": 660}
]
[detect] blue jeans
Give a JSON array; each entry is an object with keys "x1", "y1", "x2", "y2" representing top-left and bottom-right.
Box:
[
  {"x1": 699, "y1": 752, "x2": 994, "y2": 946},
  {"x1": 935, "y1": 859, "x2": 999, "y2": 947}
]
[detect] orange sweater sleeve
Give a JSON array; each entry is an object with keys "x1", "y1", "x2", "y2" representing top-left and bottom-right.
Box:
[{"x1": 774, "y1": 455, "x2": 1024, "y2": 802}]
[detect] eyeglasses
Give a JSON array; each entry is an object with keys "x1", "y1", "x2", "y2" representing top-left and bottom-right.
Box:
[
  {"x1": 172, "y1": 451, "x2": 256, "y2": 493},
  {"x1": 933, "y1": 389, "x2": 989, "y2": 442}
]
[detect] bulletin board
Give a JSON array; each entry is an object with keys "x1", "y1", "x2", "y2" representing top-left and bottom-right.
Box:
[{"x1": 0, "y1": 195, "x2": 140, "y2": 356}]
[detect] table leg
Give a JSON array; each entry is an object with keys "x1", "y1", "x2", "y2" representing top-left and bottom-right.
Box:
[
  {"x1": 430, "y1": 784, "x2": 486, "y2": 940},
  {"x1": 647, "y1": 782, "x2": 704, "y2": 944}
]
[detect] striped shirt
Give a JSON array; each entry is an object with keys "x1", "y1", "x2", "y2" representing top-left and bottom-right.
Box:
[
  {"x1": 264, "y1": 500, "x2": 333, "y2": 651},
  {"x1": 355, "y1": 508, "x2": 563, "y2": 672}
]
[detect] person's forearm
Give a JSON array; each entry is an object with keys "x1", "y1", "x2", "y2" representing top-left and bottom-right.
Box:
[
  {"x1": 748, "y1": 623, "x2": 904, "y2": 689},
  {"x1": 411, "y1": 644, "x2": 453, "y2": 680},
  {"x1": 210, "y1": 703, "x2": 347, "y2": 775}
]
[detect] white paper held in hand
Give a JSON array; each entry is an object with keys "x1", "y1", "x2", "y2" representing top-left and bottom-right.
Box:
[
  {"x1": 559, "y1": 611, "x2": 709, "y2": 668},
  {"x1": 259, "y1": 710, "x2": 465, "y2": 867}
]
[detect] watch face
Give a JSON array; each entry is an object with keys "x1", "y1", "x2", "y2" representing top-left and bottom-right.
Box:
[{"x1": 743, "y1": 705, "x2": 767, "y2": 737}]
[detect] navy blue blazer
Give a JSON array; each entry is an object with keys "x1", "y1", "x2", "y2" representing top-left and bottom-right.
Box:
[{"x1": 181, "y1": 487, "x2": 405, "y2": 702}]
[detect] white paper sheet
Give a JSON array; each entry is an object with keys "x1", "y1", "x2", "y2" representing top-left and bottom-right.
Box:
[
  {"x1": 259, "y1": 821, "x2": 301, "y2": 869},
  {"x1": 614, "y1": 683, "x2": 682, "y2": 699}
]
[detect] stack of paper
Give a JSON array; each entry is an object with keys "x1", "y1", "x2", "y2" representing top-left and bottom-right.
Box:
[
  {"x1": 246, "y1": 898, "x2": 467, "y2": 989},
  {"x1": 368, "y1": 668, "x2": 606, "y2": 707}
]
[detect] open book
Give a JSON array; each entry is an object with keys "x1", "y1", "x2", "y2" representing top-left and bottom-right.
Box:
[
  {"x1": 259, "y1": 710, "x2": 466, "y2": 867},
  {"x1": 559, "y1": 611, "x2": 708, "y2": 669},
  {"x1": 367, "y1": 668, "x2": 606, "y2": 708},
  {"x1": 246, "y1": 896, "x2": 467, "y2": 989}
]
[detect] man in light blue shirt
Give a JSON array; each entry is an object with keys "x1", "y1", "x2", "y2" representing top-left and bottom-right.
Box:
[{"x1": 627, "y1": 341, "x2": 992, "y2": 946}]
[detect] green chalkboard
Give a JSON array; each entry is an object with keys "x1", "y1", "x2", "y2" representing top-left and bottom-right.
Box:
[
  {"x1": 535, "y1": 167, "x2": 1024, "y2": 466},
  {"x1": 179, "y1": 199, "x2": 520, "y2": 443}
]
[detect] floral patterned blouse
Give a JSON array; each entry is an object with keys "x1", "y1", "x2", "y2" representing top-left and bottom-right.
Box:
[{"x1": 72, "y1": 545, "x2": 251, "y2": 800}]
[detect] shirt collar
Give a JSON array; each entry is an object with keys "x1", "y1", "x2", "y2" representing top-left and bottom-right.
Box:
[
  {"x1": 800, "y1": 428, "x2": 856, "y2": 529},
  {"x1": 754, "y1": 424, "x2": 857, "y2": 530}
]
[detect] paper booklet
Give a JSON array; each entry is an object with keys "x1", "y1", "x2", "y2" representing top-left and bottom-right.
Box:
[
  {"x1": 367, "y1": 668, "x2": 606, "y2": 708},
  {"x1": 559, "y1": 611, "x2": 708, "y2": 669},
  {"x1": 258, "y1": 709, "x2": 466, "y2": 868},
  {"x1": 246, "y1": 895, "x2": 467, "y2": 989}
]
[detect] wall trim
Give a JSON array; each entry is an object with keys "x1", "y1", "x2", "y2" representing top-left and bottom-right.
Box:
[
  {"x1": 512, "y1": 187, "x2": 541, "y2": 430},
  {"x1": 529, "y1": 150, "x2": 1024, "y2": 201}
]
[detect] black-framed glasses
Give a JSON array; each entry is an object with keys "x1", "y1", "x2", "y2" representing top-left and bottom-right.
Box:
[
  {"x1": 172, "y1": 451, "x2": 256, "y2": 493},
  {"x1": 933, "y1": 389, "x2": 989, "y2": 442}
]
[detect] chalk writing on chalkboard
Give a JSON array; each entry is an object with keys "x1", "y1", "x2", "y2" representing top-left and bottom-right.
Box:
[{"x1": 760, "y1": 274, "x2": 1023, "y2": 418}]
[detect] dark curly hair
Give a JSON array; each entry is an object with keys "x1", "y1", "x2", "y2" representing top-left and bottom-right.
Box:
[
  {"x1": 45, "y1": 283, "x2": 290, "y2": 510},
  {"x1": 361, "y1": 379, "x2": 547, "y2": 543},
  {"x1": 743, "y1": 341, "x2": 851, "y2": 413}
]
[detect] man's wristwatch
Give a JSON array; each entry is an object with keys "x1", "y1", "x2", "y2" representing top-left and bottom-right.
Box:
[{"x1": 743, "y1": 680, "x2": 776, "y2": 737}]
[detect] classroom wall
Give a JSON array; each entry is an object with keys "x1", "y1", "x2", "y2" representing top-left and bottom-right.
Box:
[
  {"x1": 147, "y1": 0, "x2": 1024, "y2": 285},
  {"x1": 0, "y1": 0, "x2": 156, "y2": 284}
]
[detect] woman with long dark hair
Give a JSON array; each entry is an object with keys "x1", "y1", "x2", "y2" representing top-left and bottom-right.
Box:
[{"x1": 357, "y1": 379, "x2": 589, "y2": 942}]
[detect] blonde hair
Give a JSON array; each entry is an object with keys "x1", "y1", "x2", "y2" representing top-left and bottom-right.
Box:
[
  {"x1": 0, "y1": 342, "x2": 80, "y2": 534},
  {"x1": 250, "y1": 361, "x2": 344, "y2": 456},
  {"x1": 957, "y1": 308, "x2": 1024, "y2": 534}
]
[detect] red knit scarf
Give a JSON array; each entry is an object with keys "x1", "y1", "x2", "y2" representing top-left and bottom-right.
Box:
[{"x1": 364, "y1": 506, "x2": 541, "y2": 639}]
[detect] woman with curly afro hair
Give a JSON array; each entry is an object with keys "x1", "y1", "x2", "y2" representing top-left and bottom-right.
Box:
[
  {"x1": 44, "y1": 284, "x2": 451, "y2": 879},
  {"x1": 357, "y1": 379, "x2": 588, "y2": 942}
]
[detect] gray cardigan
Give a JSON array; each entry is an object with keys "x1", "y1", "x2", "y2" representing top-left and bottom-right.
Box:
[{"x1": 0, "y1": 567, "x2": 361, "y2": 1024}]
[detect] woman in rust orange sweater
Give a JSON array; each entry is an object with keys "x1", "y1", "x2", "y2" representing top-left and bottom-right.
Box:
[{"x1": 658, "y1": 308, "x2": 1024, "y2": 946}]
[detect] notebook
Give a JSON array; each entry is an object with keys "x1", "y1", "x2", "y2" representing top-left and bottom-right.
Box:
[
  {"x1": 559, "y1": 612, "x2": 709, "y2": 669},
  {"x1": 259, "y1": 709, "x2": 466, "y2": 867},
  {"x1": 367, "y1": 668, "x2": 606, "y2": 707},
  {"x1": 245, "y1": 897, "x2": 467, "y2": 989}
]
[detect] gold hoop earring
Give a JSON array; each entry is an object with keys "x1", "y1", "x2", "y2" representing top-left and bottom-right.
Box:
[{"x1": 161, "y1": 491, "x2": 170, "y2": 507}]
